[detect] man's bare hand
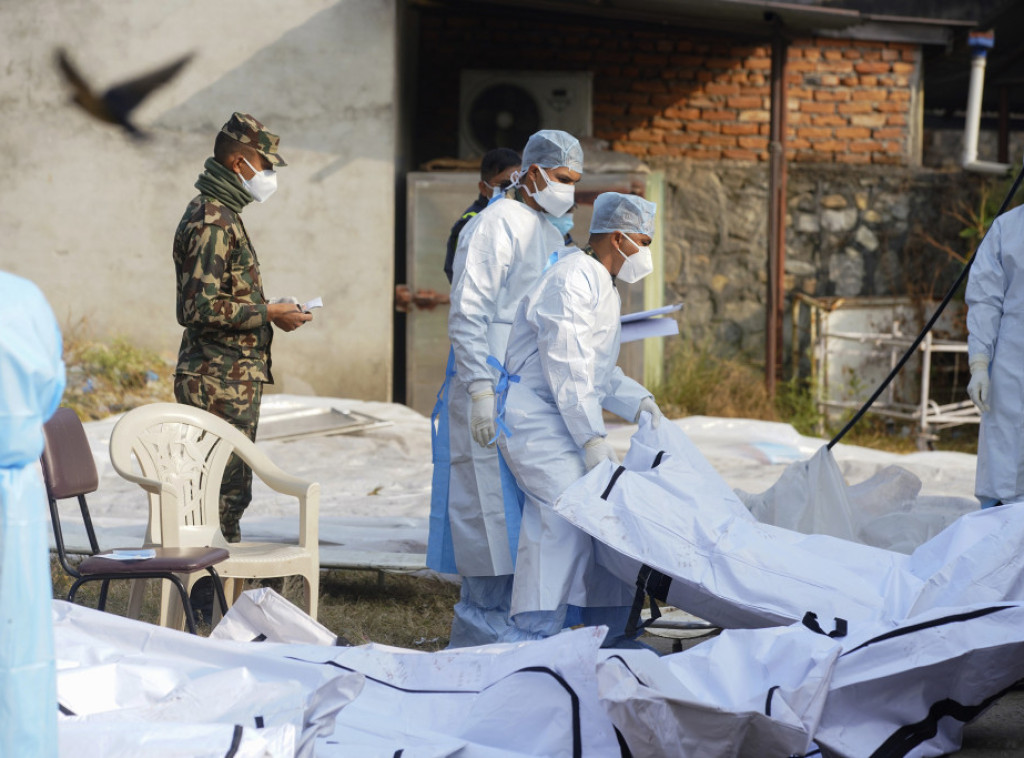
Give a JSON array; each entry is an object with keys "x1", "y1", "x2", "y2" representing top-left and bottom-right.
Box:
[{"x1": 268, "y1": 303, "x2": 313, "y2": 332}]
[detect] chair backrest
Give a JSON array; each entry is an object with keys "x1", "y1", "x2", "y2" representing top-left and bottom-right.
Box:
[
  {"x1": 41, "y1": 407, "x2": 99, "y2": 500},
  {"x1": 109, "y1": 403, "x2": 259, "y2": 548},
  {"x1": 40, "y1": 406, "x2": 101, "y2": 571}
]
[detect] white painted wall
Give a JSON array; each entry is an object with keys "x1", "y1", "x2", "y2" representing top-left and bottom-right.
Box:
[{"x1": 0, "y1": 0, "x2": 397, "y2": 400}]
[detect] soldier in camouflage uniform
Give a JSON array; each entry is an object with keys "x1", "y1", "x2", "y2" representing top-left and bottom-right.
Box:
[{"x1": 173, "y1": 112, "x2": 312, "y2": 543}]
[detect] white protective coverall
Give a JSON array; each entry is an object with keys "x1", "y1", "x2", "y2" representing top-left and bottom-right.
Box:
[
  {"x1": 498, "y1": 247, "x2": 652, "y2": 641},
  {"x1": 0, "y1": 271, "x2": 65, "y2": 757},
  {"x1": 443, "y1": 195, "x2": 565, "y2": 645},
  {"x1": 966, "y1": 204, "x2": 1024, "y2": 505}
]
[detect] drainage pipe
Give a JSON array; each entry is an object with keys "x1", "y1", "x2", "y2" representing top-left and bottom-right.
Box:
[{"x1": 962, "y1": 30, "x2": 1010, "y2": 176}]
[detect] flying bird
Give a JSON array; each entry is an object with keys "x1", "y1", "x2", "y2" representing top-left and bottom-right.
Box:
[{"x1": 56, "y1": 48, "x2": 193, "y2": 138}]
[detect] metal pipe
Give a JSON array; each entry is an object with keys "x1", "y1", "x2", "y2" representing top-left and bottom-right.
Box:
[
  {"x1": 962, "y1": 30, "x2": 1010, "y2": 175},
  {"x1": 766, "y1": 20, "x2": 788, "y2": 397},
  {"x1": 999, "y1": 85, "x2": 1009, "y2": 164}
]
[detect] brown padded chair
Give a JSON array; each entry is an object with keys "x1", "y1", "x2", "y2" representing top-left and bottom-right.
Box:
[{"x1": 40, "y1": 407, "x2": 230, "y2": 634}]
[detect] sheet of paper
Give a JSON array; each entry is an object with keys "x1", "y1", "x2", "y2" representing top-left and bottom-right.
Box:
[
  {"x1": 620, "y1": 316, "x2": 680, "y2": 344},
  {"x1": 620, "y1": 302, "x2": 683, "y2": 324},
  {"x1": 103, "y1": 548, "x2": 157, "y2": 561},
  {"x1": 303, "y1": 296, "x2": 324, "y2": 312}
]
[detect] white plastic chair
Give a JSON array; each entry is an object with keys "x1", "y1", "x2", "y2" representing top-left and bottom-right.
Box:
[{"x1": 109, "y1": 402, "x2": 320, "y2": 628}]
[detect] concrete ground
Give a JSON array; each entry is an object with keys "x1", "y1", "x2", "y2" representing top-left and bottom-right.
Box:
[{"x1": 640, "y1": 629, "x2": 1024, "y2": 757}]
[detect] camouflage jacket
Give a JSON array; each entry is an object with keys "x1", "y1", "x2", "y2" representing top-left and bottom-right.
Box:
[{"x1": 173, "y1": 195, "x2": 273, "y2": 383}]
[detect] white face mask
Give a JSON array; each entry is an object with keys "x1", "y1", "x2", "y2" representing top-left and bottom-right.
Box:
[
  {"x1": 240, "y1": 157, "x2": 278, "y2": 203},
  {"x1": 616, "y1": 234, "x2": 654, "y2": 284},
  {"x1": 523, "y1": 166, "x2": 575, "y2": 217}
]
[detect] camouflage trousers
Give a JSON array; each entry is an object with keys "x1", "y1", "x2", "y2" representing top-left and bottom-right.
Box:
[{"x1": 173, "y1": 373, "x2": 263, "y2": 543}]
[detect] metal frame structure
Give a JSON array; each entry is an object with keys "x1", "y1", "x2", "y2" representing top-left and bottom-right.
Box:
[{"x1": 794, "y1": 294, "x2": 979, "y2": 449}]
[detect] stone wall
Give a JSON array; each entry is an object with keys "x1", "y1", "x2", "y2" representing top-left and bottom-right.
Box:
[{"x1": 659, "y1": 159, "x2": 988, "y2": 360}]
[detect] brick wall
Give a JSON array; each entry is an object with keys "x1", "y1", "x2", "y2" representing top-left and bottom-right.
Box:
[
  {"x1": 602, "y1": 37, "x2": 920, "y2": 165},
  {"x1": 415, "y1": 10, "x2": 922, "y2": 167}
]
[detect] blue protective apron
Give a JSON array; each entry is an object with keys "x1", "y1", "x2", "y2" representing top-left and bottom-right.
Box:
[
  {"x1": 487, "y1": 355, "x2": 526, "y2": 563},
  {"x1": 427, "y1": 349, "x2": 527, "y2": 575},
  {"x1": 426, "y1": 348, "x2": 458, "y2": 573}
]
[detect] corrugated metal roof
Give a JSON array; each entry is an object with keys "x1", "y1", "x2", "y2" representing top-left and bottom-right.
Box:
[{"x1": 427, "y1": 0, "x2": 975, "y2": 44}]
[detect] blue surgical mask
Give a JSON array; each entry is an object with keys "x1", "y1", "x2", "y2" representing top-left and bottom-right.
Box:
[{"x1": 547, "y1": 212, "x2": 574, "y2": 239}]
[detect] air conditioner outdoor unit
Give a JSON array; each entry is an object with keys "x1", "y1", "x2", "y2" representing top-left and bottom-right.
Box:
[{"x1": 458, "y1": 70, "x2": 593, "y2": 159}]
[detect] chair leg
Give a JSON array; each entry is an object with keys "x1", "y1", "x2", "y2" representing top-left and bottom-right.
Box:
[
  {"x1": 166, "y1": 574, "x2": 198, "y2": 635},
  {"x1": 222, "y1": 577, "x2": 244, "y2": 608},
  {"x1": 126, "y1": 578, "x2": 147, "y2": 620},
  {"x1": 303, "y1": 572, "x2": 319, "y2": 622},
  {"x1": 161, "y1": 578, "x2": 185, "y2": 631},
  {"x1": 67, "y1": 578, "x2": 86, "y2": 604},
  {"x1": 97, "y1": 580, "x2": 111, "y2": 611},
  {"x1": 208, "y1": 568, "x2": 229, "y2": 616}
]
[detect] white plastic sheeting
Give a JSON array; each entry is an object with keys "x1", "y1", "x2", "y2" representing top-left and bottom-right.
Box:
[
  {"x1": 600, "y1": 603, "x2": 1024, "y2": 758},
  {"x1": 54, "y1": 601, "x2": 361, "y2": 758},
  {"x1": 55, "y1": 593, "x2": 1024, "y2": 758},
  {"x1": 210, "y1": 588, "x2": 338, "y2": 646},
  {"x1": 54, "y1": 601, "x2": 622, "y2": 758},
  {"x1": 598, "y1": 625, "x2": 839, "y2": 757},
  {"x1": 815, "y1": 602, "x2": 1024, "y2": 757},
  {"x1": 69, "y1": 400, "x2": 980, "y2": 564},
  {"x1": 738, "y1": 444, "x2": 978, "y2": 553},
  {"x1": 555, "y1": 417, "x2": 1024, "y2": 630}
]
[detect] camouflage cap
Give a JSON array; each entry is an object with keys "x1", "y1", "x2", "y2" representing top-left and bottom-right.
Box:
[{"x1": 220, "y1": 112, "x2": 287, "y2": 167}]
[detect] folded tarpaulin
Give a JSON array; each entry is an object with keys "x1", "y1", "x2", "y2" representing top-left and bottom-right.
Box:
[
  {"x1": 599, "y1": 602, "x2": 1024, "y2": 758},
  {"x1": 554, "y1": 417, "x2": 1024, "y2": 629}
]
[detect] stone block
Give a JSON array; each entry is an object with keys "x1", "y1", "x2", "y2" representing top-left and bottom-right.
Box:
[
  {"x1": 821, "y1": 193, "x2": 847, "y2": 209},
  {"x1": 854, "y1": 224, "x2": 879, "y2": 252},
  {"x1": 829, "y1": 247, "x2": 865, "y2": 296},
  {"x1": 785, "y1": 258, "x2": 817, "y2": 276},
  {"x1": 855, "y1": 192, "x2": 868, "y2": 210},
  {"x1": 822, "y1": 207, "x2": 858, "y2": 232}
]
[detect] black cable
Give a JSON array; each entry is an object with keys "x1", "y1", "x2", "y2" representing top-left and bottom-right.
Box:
[{"x1": 827, "y1": 162, "x2": 1024, "y2": 450}]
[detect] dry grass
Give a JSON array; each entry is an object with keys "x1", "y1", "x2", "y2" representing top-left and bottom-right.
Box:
[
  {"x1": 318, "y1": 570, "x2": 460, "y2": 649},
  {"x1": 655, "y1": 338, "x2": 978, "y2": 453},
  {"x1": 656, "y1": 339, "x2": 777, "y2": 422},
  {"x1": 62, "y1": 319, "x2": 174, "y2": 420}
]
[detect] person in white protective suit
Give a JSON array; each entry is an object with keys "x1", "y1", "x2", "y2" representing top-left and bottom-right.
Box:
[
  {"x1": 496, "y1": 192, "x2": 665, "y2": 645},
  {"x1": 0, "y1": 271, "x2": 66, "y2": 757},
  {"x1": 429, "y1": 129, "x2": 584, "y2": 648},
  {"x1": 965, "y1": 204, "x2": 1024, "y2": 508}
]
